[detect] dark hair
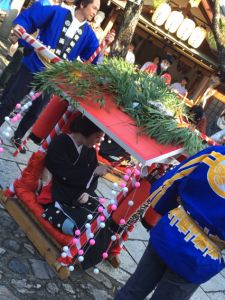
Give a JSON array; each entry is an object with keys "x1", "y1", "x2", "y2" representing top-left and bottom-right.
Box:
[
  {"x1": 165, "y1": 54, "x2": 174, "y2": 66},
  {"x1": 70, "y1": 115, "x2": 102, "y2": 137},
  {"x1": 154, "y1": 55, "x2": 161, "y2": 61},
  {"x1": 74, "y1": 0, "x2": 94, "y2": 8},
  {"x1": 183, "y1": 76, "x2": 189, "y2": 83},
  {"x1": 188, "y1": 105, "x2": 204, "y2": 124}
]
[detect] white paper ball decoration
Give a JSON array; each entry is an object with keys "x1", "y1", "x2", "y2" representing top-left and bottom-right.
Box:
[
  {"x1": 69, "y1": 265, "x2": 74, "y2": 271},
  {"x1": 78, "y1": 256, "x2": 84, "y2": 262},
  {"x1": 63, "y1": 246, "x2": 69, "y2": 252}
]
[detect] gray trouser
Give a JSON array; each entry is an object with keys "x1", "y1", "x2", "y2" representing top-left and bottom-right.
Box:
[{"x1": 114, "y1": 244, "x2": 199, "y2": 300}]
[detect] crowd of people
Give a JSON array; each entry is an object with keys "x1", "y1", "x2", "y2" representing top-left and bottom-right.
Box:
[{"x1": 0, "y1": 1, "x2": 224, "y2": 300}]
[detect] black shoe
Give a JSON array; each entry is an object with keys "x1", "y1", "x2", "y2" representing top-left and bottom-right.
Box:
[
  {"x1": 10, "y1": 137, "x2": 26, "y2": 154},
  {"x1": 29, "y1": 132, "x2": 42, "y2": 145},
  {"x1": 6, "y1": 55, "x2": 12, "y2": 61}
]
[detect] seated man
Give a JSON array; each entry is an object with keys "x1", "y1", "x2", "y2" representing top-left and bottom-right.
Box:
[{"x1": 170, "y1": 77, "x2": 188, "y2": 97}]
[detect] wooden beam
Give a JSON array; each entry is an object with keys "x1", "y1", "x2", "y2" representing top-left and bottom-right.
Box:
[
  {"x1": 0, "y1": 190, "x2": 70, "y2": 280},
  {"x1": 102, "y1": 7, "x2": 119, "y2": 38},
  {"x1": 214, "y1": 91, "x2": 225, "y2": 104},
  {"x1": 201, "y1": 0, "x2": 213, "y2": 23}
]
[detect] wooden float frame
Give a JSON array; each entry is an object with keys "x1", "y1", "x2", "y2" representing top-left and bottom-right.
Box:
[{"x1": 0, "y1": 189, "x2": 70, "y2": 280}]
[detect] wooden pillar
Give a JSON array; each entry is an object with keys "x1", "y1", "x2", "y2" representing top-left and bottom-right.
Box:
[
  {"x1": 135, "y1": 38, "x2": 145, "y2": 53},
  {"x1": 0, "y1": 0, "x2": 26, "y2": 39},
  {"x1": 192, "y1": 75, "x2": 210, "y2": 104},
  {"x1": 102, "y1": 7, "x2": 119, "y2": 38}
]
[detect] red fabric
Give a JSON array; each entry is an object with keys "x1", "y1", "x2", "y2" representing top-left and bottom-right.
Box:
[
  {"x1": 4, "y1": 188, "x2": 15, "y2": 197},
  {"x1": 144, "y1": 63, "x2": 157, "y2": 75},
  {"x1": 161, "y1": 73, "x2": 172, "y2": 85},
  {"x1": 16, "y1": 152, "x2": 46, "y2": 192},
  {"x1": 197, "y1": 116, "x2": 207, "y2": 134},
  {"x1": 110, "y1": 225, "x2": 135, "y2": 256},
  {"x1": 37, "y1": 181, "x2": 53, "y2": 205},
  {"x1": 143, "y1": 206, "x2": 161, "y2": 227},
  {"x1": 31, "y1": 95, "x2": 69, "y2": 141},
  {"x1": 112, "y1": 179, "x2": 151, "y2": 224}
]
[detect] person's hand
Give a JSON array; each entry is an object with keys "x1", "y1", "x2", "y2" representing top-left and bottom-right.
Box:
[
  {"x1": 9, "y1": 32, "x2": 18, "y2": 44},
  {"x1": 94, "y1": 165, "x2": 112, "y2": 176},
  {"x1": 9, "y1": 25, "x2": 26, "y2": 43},
  {"x1": 105, "y1": 31, "x2": 115, "y2": 45},
  {"x1": 78, "y1": 192, "x2": 89, "y2": 204}
]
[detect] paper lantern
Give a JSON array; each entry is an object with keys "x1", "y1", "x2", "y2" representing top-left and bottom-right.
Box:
[
  {"x1": 188, "y1": 26, "x2": 207, "y2": 48},
  {"x1": 189, "y1": 0, "x2": 201, "y2": 7},
  {"x1": 176, "y1": 18, "x2": 196, "y2": 41},
  {"x1": 152, "y1": 3, "x2": 171, "y2": 26},
  {"x1": 165, "y1": 11, "x2": 184, "y2": 33}
]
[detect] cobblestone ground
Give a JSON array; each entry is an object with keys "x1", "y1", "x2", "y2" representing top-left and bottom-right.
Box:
[{"x1": 0, "y1": 39, "x2": 225, "y2": 299}]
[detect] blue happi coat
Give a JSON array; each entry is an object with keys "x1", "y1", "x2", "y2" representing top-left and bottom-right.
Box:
[
  {"x1": 149, "y1": 146, "x2": 225, "y2": 283},
  {"x1": 13, "y1": 2, "x2": 99, "y2": 72}
]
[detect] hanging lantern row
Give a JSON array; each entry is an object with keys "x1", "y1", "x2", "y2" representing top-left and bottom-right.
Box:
[{"x1": 151, "y1": 3, "x2": 207, "y2": 48}]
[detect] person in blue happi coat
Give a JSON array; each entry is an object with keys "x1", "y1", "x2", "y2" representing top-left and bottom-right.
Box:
[
  {"x1": 114, "y1": 145, "x2": 225, "y2": 300},
  {"x1": 0, "y1": 0, "x2": 99, "y2": 151}
]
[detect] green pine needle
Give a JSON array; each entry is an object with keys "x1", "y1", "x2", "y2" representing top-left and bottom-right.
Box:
[{"x1": 33, "y1": 58, "x2": 204, "y2": 155}]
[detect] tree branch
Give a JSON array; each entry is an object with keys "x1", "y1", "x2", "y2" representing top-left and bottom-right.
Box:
[
  {"x1": 213, "y1": 0, "x2": 225, "y2": 48},
  {"x1": 110, "y1": 0, "x2": 144, "y2": 58},
  {"x1": 213, "y1": 0, "x2": 225, "y2": 83}
]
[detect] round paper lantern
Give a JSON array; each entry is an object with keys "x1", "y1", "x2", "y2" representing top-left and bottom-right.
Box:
[
  {"x1": 188, "y1": 26, "x2": 206, "y2": 48},
  {"x1": 165, "y1": 11, "x2": 184, "y2": 33},
  {"x1": 177, "y1": 18, "x2": 196, "y2": 41},
  {"x1": 189, "y1": 0, "x2": 201, "y2": 7},
  {"x1": 152, "y1": 3, "x2": 171, "y2": 26}
]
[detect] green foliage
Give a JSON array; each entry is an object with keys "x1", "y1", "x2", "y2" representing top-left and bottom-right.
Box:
[
  {"x1": 149, "y1": 0, "x2": 167, "y2": 9},
  {"x1": 206, "y1": 30, "x2": 218, "y2": 52},
  {"x1": 206, "y1": 17, "x2": 225, "y2": 51},
  {"x1": 33, "y1": 58, "x2": 204, "y2": 155}
]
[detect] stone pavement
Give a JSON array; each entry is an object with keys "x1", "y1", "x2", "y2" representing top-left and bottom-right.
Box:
[{"x1": 0, "y1": 40, "x2": 225, "y2": 299}]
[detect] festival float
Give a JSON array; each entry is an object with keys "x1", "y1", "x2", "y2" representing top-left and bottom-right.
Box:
[{"x1": 0, "y1": 28, "x2": 218, "y2": 279}]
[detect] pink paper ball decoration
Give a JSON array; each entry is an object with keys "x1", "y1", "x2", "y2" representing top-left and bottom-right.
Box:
[
  {"x1": 119, "y1": 218, "x2": 126, "y2": 225},
  {"x1": 78, "y1": 249, "x2": 84, "y2": 256},
  {"x1": 11, "y1": 116, "x2": 17, "y2": 123},
  {"x1": 100, "y1": 216, "x2": 105, "y2": 222},
  {"x1": 75, "y1": 229, "x2": 81, "y2": 236},
  {"x1": 111, "y1": 204, "x2": 117, "y2": 211},
  {"x1": 89, "y1": 239, "x2": 96, "y2": 246},
  {"x1": 72, "y1": 238, "x2": 78, "y2": 244},
  {"x1": 120, "y1": 181, "x2": 127, "y2": 188},
  {"x1": 16, "y1": 103, "x2": 21, "y2": 109},
  {"x1": 134, "y1": 169, "x2": 141, "y2": 176},
  {"x1": 123, "y1": 175, "x2": 129, "y2": 181},
  {"x1": 15, "y1": 113, "x2": 21, "y2": 120},
  {"x1": 99, "y1": 197, "x2": 106, "y2": 204},
  {"x1": 134, "y1": 182, "x2": 141, "y2": 188},
  {"x1": 98, "y1": 206, "x2": 104, "y2": 213},
  {"x1": 102, "y1": 252, "x2": 108, "y2": 259},
  {"x1": 126, "y1": 168, "x2": 132, "y2": 175}
]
